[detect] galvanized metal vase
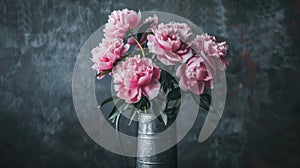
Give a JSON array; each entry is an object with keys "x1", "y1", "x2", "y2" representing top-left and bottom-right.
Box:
[{"x1": 136, "y1": 113, "x2": 177, "y2": 168}]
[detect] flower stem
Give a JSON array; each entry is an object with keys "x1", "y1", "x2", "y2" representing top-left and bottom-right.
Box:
[{"x1": 131, "y1": 34, "x2": 146, "y2": 58}]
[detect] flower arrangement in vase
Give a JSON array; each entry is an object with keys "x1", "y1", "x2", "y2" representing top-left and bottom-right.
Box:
[{"x1": 90, "y1": 8, "x2": 228, "y2": 168}]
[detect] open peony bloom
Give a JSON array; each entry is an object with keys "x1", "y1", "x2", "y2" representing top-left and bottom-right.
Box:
[
  {"x1": 192, "y1": 34, "x2": 229, "y2": 70},
  {"x1": 91, "y1": 38, "x2": 129, "y2": 79},
  {"x1": 147, "y1": 22, "x2": 194, "y2": 65},
  {"x1": 103, "y1": 9, "x2": 141, "y2": 39},
  {"x1": 176, "y1": 55, "x2": 212, "y2": 95},
  {"x1": 112, "y1": 55, "x2": 161, "y2": 103}
]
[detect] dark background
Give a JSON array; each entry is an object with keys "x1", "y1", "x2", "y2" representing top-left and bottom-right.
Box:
[{"x1": 1, "y1": 0, "x2": 300, "y2": 167}]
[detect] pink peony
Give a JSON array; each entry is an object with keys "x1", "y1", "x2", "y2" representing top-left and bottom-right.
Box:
[
  {"x1": 112, "y1": 55, "x2": 161, "y2": 103},
  {"x1": 91, "y1": 38, "x2": 129, "y2": 79},
  {"x1": 176, "y1": 55, "x2": 212, "y2": 95},
  {"x1": 192, "y1": 34, "x2": 229, "y2": 70},
  {"x1": 147, "y1": 22, "x2": 194, "y2": 65},
  {"x1": 103, "y1": 9, "x2": 141, "y2": 39}
]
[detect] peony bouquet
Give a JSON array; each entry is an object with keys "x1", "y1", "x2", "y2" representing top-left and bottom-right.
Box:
[{"x1": 91, "y1": 9, "x2": 228, "y2": 125}]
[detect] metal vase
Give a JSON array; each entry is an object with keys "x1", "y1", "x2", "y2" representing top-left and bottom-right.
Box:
[{"x1": 136, "y1": 113, "x2": 177, "y2": 168}]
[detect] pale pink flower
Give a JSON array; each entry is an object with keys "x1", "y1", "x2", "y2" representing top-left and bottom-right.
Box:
[
  {"x1": 103, "y1": 9, "x2": 141, "y2": 39},
  {"x1": 192, "y1": 34, "x2": 229, "y2": 70},
  {"x1": 91, "y1": 38, "x2": 129, "y2": 79},
  {"x1": 147, "y1": 22, "x2": 194, "y2": 65},
  {"x1": 176, "y1": 55, "x2": 212, "y2": 95},
  {"x1": 112, "y1": 55, "x2": 161, "y2": 103}
]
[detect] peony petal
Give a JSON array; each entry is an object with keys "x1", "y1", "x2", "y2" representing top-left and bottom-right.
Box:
[
  {"x1": 91, "y1": 47, "x2": 101, "y2": 55},
  {"x1": 117, "y1": 86, "x2": 128, "y2": 99},
  {"x1": 129, "y1": 78, "x2": 139, "y2": 89},
  {"x1": 147, "y1": 38, "x2": 166, "y2": 55},
  {"x1": 114, "y1": 84, "x2": 120, "y2": 91},
  {"x1": 128, "y1": 87, "x2": 138, "y2": 99},
  {"x1": 128, "y1": 88, "x2": 142, "y2": 103},
  {"x1": 138, "y1": 72, "x2": 152, "y2": 86},
  {"x1": 190, "y1": 81, "x2": 205, "y2": 95},
  {"x1": 141, "y1": 80, "x2": 160, "y2": 100},
  {"x1": 126, "y1": 13, "x2": 138, "y2": 25},
  {"x1": 157, "y1": 54, "x2": 175, "y2": 65},
  {"x1": 122, "y1": 44, "x2": 130, "y2": 54},
  {"x1": 164, "y1": 51, "x2": 182, "y2": 62},
  {"x1": 152, "y1": 67, "x2": 161, "y2": 81},
  {"x1": 180, "y1": 49, "x2": 193, "y2": 63},
  {"x1": 178, "y1": 77, "x2": 189, "y2": 91},
  {"x1": 147, "y1": 34, "x2": 156, "y2": 42},
  {"x1": 176, "y1": 64, "x2": 186, "y2": 78},
  {"x1": 99, "y1": 62, "x2": 113, "y2": 70},
  {"x1": 127, "y1": 37, "x2": 136, "y2": 45},
  {"x1": 157, "y1": 37, "x2": 172, "y2": 50}
]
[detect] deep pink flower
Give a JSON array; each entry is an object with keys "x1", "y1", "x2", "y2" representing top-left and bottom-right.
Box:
[
  {"x1": 147, "y1": 22, "x2": 193, "y2": 65},
  {"x1": 91, "y1": 38, "x2": 129, "y2": 79},
  {"x1": 103, "y1": 9, "x2": 141, "y2": 39},
  {"x1": 192, "y1": 34, "x2": 229, "y2": 70},
  {"x1": 176, "y1": 55, "x2": 212, "y2": 95},
  {"x1": 112, "y1": 55, "x2": 161, "y2": 103}
]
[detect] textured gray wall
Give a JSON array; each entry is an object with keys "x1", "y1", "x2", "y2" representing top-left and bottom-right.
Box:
[{"x1": 1, "y1": 0, "x2": 300, "y2": 168}]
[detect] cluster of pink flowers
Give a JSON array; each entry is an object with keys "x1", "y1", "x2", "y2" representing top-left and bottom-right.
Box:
[
  {"x1": 174, "y1": 33, "x2": 228, "y2": 94},
  {"x1": 91, "y1": 9, "x2": 143, "y2": 79},
  {"x1": 91, "y1": 9, "x2": 161, "y2": 102},
  {"x1": 146, "y1": 24, "x2": 228, "y2": 95},
  {"x1": 91, "y1": 9, "x2": 228, "y2": 103}
]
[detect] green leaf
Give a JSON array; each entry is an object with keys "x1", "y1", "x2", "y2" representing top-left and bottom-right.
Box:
[
  {"x1": 138, "y1": 20, "x2": 154, "y2": 34},
  {"x1": 128, "y1": 109, "x2": 137, "y2": 126},
  {"x1": 136, "y1": 32, "x2": 145, "y2": 42},
  {"x1": 160, "y1": 81, "x2": 168, "y2": 93},
  {"x1": 132, "y1": 21, "x2": 154, "y2": 43},
  {"x1": 108, "y1": 106, "x2": 119, "y2": 121},
  {"x1": 164, "y1": 70, "x2": 177, "y2": 83},
  {"x1": 161, "y1": 112, "x2": 168, "y2": 126},
  {"x1": 199, "y1": 93, "x2": 211, "y2": 111},
  {"x1": 133, "y1": 96, "x2": 151, "y2": 111},
  {"x1": 159, "y1": 70, "x2": 178, "y2": 93},
  {"x1": 191, "y1": 93, "x2": 211, "y2": 111},
  {"x1": 119, "y1": 52, "x2": 135, "y2": 61},
  {"x1": 108, "y1": 99, "x2": 125, "y2": 120},
  {"x1": 96, "y1": 69, "x2": 112, "y2": 78},
  {"x1": 98, "y1": 96, "x2": 117, "y2": 109},
  {"x1": 115, "y1": 114, "x2": 121, "y2": 132},
  {"x1": 167, "y1": 88, "x2": 181, "y2": 100},
  {"x1": 163, "y1": 85, "x2": 168, "y2": 93},
  {"x1": 151, "y1": 101, "x2": 168, "y2": 126},
  {"x1": 164, "y1": 107, "x2": 178, "y2": 114},
  {"x1": 152, "y1": 110, "x2": 165, "y2": 125},
  {"x1": 200, "y1": 93, "x2": 211, "y2": 104},
  {"x1": 111, "y1": 117, "x2": 116, "y2": 124}
]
